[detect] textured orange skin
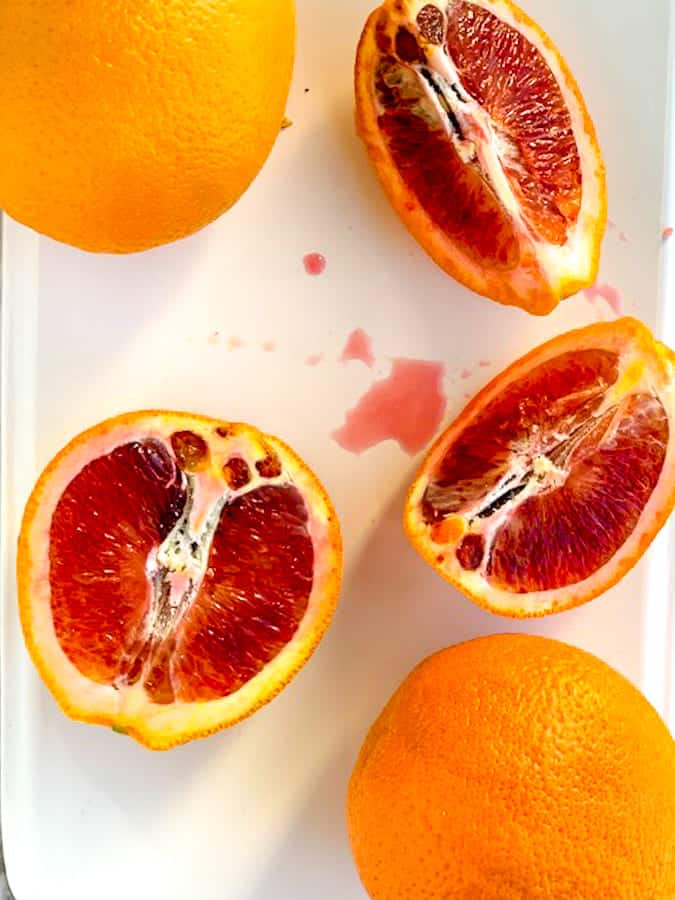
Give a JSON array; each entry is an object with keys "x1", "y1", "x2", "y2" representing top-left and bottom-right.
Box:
[
  {"x1": 404, "y1": 318, "x2": 675, "y2": 618},
  {"x1": 0, "y1": 0, "x2": 295, "y2": 253},
  {"x1": 355, "y1": 0, "x2": 607, "y2": 314},
  {"x1": 17, "y1": 410, "x2": 342, "y2": 749},
  {"x1": 347, "y1": 634, "x2": 675, "y2": 900}
]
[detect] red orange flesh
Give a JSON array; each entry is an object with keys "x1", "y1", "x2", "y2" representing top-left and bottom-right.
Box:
[
  {"x1": 18, "y1": 411, "x2": 342, "y2": 749},
  {"x1": 356, "y1": 0, "x2": 607, "y2": 313},
  {"x1": 405, "y1": 319, "x2": 675, "y2": 616}
]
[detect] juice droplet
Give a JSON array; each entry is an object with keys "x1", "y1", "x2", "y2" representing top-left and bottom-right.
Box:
[
  {"x1": 262, "y1": 341, "x2": 276, "y2": 352},
  {"x1": 460, "y1": 368, "x2": 472, "y2": 380},
  {"x1": 663, "y1": 226, "x2": 673, "y2": 240},
  {"x1": 228, "y1": 336, "x2": 244, "y2": 350},
  {"x1": 340, "y1": 328, "x2": 374, "y2": 367},
  {"x1": 333, "y1": 358, "x2": 446, "y2": 456},
  {"x1": 305, "y1": 353, "x2": 323, "y2": 367},
  {"x1": 303, "y1": 253, "x2": 326, "y2": 276},
  {"x1": 583, "y1": 283, "x2": 622, "y2": 317},
  {"x1": 479, "y1": 360, "x2": 491, "y2": 368}
]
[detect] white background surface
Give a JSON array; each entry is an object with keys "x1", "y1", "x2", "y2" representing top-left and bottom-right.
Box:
[{"x1": 2, "y1": 0, "x2": 674, "y2": 898}]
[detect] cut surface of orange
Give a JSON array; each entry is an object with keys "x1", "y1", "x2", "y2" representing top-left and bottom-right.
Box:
[
  {"x1": 18, "y1": 411, "x2": 341, "y2": 749},
  {"x1": 355, "y1": 0, "x2": 607, "y2": 314},
  {"x1": 405, "y1": 319, "x2": 675, "y2": 617}
]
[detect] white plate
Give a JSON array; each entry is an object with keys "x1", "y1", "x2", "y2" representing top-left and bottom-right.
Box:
[{"x1": 2, "y1": 1, "x2": 674, "y2": 897}]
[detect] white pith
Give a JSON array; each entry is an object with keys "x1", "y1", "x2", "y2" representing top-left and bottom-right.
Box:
[
  {"x1": 369, "y1": 0, "x2": 605, "y2": 296},
  {"x1": 130, "y1": 480, "x2": 221, "y2": 670}
]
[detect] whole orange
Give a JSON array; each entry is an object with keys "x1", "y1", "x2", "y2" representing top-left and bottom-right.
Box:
[
  {"x1": 347, "y1": 634, "x2": 675, "y2": 899},
  {"x1": 0, "y1": 0, "x2": 295, "y2": 253}
]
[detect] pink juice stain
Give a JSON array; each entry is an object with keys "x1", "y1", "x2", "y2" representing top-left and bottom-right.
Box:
[
  {"x1": 608, "y1": 220, "x2": 629, "y2": 242},
  {"x1": 333, "y1": 359, "x2": 446, "y2": 456},
  {"x1": 305, "y1": 353, "x2": 323, "y2": 367},
  {"x1": 303, "y1": 253, "x2": 326, "y2": 276},
  {"x1": 340, "y1": 328, "x2": 374, "y2": 367},
  {"x1": 262, "y1": 340, "x2": 276, "y2": 352},
  {"x1": 460, "y1": 368, "x2": 472, "y2": 380},
  {"x1": 479, "y1": 360, "x2": 491, "y2": 368},
  {"x1": 583, "y1": 283, "x2": 622, "y2": 317},
  {"x1": 228, "y1": 336, "x2": 244, "y2": 350},
  {"x1": 663, "y1": 226, "x2": 674, "y2": 240}
]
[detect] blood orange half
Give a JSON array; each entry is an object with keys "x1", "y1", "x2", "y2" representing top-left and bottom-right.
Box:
[
  {"x1": 18, "y1": 411, "x2": 342, "y2": 749},
  {"x1": 405, "y1": 319, "x2": 675, "y2": 617},
  {"x1": 355, "y1": 0, "x2": 607, "y2": 314}
]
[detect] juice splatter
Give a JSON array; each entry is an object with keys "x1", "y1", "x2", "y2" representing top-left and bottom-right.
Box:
[
  {"x1": 262, "y1": 341, "x2": 276, "y2": 352},
  {"x1": 663, "y1": 227, "x2": 673, "y2": 240},
  {"x1": 303, "y1": 253, "x2": 326, "y2": 276},
  {"x1": 333, "y1": 359, "x2": 446, "y2": 456},
  {"x1": 228, "y1": 336, "x2": 244, "y2": 350},
  {"x1": 479, "y1": 360, "x2": 491, "y2": 368},
  {"x1": 583, "y1": 283, "x2": 622, "y2": 317},
  {"x1": 305, "y1": 353, "x2": 323, "y2": 367},
  {"x1": 340, "y1": 328, "x2": 374, "y2": 367},
  {"x1": 460, "y1": 368, "x2": 472, "y2": 380},
  {"x1": 609, "y1": 220, "x2": 629, "y2": 242}
]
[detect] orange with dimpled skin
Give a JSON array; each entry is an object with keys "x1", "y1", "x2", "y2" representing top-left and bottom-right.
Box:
[
  {"x1": 0, "y1": 0, "x2": 295, "y2": 253},
  {"x1": 347, "y1": 634, "x2": 675, "y2": 899}
]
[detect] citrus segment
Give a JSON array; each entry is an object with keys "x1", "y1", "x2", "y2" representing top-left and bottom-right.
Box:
[
  {"x1": 375, "y1": 73, "x2": 521, "y2": 269},
  {"x1": 18, "y1": 412, "x2": 342, "y2": 749},
  {"x1": 422, "y1": 348, "x2": 620, "y2": 519},
  {"x1": 405, "y1": 319, "x2": 675, "y2": 616},
  {"x1": 168, "y1": 485, "x2": 314, "y2": 703},
  {"x1": 444, "y1": 1, "x2": 582, "y2": 243},
  {"x1": 49, "y1": 440, "x2": 187, "y2": 685},
  {"x1": 356, "y1": 0, "x2": 607, "y2": 313},
  {"x1": 488, "y1": 393, "x2": 668, "y2": 592}
]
